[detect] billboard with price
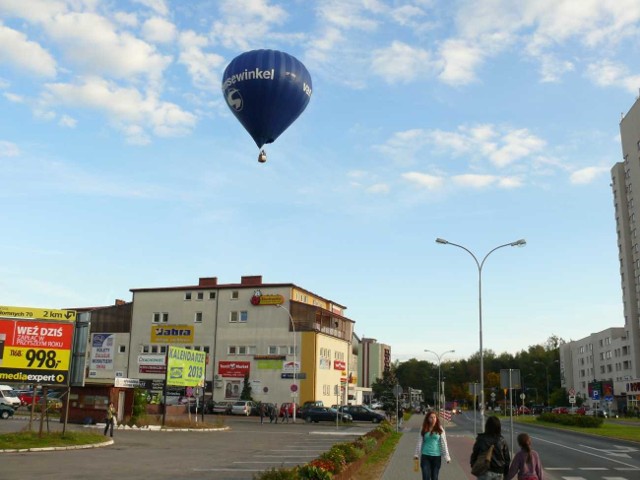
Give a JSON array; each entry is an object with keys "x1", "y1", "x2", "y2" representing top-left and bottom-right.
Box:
[{"x1": 0, "y1": 317, "x2": 74, "y2": 385}]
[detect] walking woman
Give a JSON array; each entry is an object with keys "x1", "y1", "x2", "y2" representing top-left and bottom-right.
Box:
[
  {"x1": 414, "y1": 411, "x2": 451, "y2": 480},
  {"x1": 103, "y1": 402, "x2": 116, "y2": 437},
  {"x1": 470, "y1": 416, "x2": 511, "y2": 479},
  {"x1": 507, "y1": 433, "x2": 543, "y2": 480}
]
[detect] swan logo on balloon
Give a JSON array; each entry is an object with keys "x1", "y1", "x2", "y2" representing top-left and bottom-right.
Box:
[{"x1": 221, "y1": 49, "x2": 312, "y2": 163}]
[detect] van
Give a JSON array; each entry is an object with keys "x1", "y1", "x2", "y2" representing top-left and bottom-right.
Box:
[{"x1": 0, "y1": 385, "x2": 21, "y2": 408}]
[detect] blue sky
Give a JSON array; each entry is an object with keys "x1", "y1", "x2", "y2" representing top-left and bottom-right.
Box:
[{"x1": 0, "y1": 0, "x2": 637, "y2": 362}]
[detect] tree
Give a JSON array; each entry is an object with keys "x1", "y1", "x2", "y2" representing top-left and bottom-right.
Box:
[
  {"x1": 240, "y1": 374, "x2": 253, "y2": 400},
  {"x1": 371, "y1": 368, "x2": 399, "y2": 416}
]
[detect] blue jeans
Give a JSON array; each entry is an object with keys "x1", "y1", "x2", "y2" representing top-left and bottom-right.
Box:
[
  {"x1": 420, "y1": 454, "x2": 442, "y2": 480},
  {"x1": 478, "y1": 471, "x2": 503, "y2": 480}
]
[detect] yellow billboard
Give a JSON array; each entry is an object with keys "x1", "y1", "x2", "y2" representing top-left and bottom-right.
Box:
[
  {"x1": 150, "y1": 325, "x2": 193, "y2": 343},
  {"x1": 166, "y1": 346, "x2": 205, "y2": 387},
  {"x1": 0, "y1": 305, "x2": 76, "y2": 322}
]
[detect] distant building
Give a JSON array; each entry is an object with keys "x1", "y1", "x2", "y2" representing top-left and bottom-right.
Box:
[{"x1": 359, "y1": 337, "x2": 391, "y2": 388}]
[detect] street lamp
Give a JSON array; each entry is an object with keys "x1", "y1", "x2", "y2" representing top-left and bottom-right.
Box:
[
  {"x1": 534, "y1": 360, "x2": 559, "y2": 407},
  {"x1": 424, "y1": 349, "x2": 455, "y2": 413},
  {"x1": 275, "y1": 304, "x2": 298, "y2": 423},
  {"x1": 436, "y1": 237, "x2": 526, "y2": 432}
]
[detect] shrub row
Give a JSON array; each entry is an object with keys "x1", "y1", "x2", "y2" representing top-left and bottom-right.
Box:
[
  {"x1": 254, "y1": 421, "x2": 394, "y2": 480},
  {"x1": 537, "y1": 413, "x2": 603, "y2": 428}
]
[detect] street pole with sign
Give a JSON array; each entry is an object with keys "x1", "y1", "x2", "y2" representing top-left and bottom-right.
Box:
[{"x1": 394, "y1": 384, "x2": 403, "y2": 433}]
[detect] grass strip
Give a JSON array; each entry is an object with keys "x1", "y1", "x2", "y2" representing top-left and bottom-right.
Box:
[
  {"x1": 352, "y1": 432, "x2": 401, "y2": 480},
  {"x1": 0, "y1": 431, "x2": 106, "y2": 450},
  {"x1": 515, "y1": 415, "x2": 640, "y2": 442}
]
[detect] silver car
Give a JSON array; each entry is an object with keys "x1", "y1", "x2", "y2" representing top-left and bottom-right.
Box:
[{"x1": 231, "y1": 400, "x2": 257, "y2": 416}]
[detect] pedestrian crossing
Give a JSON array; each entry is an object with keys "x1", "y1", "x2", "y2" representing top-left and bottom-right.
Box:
[{"x1": 545, "y1": 466, "x2": 639, "y2": 480}]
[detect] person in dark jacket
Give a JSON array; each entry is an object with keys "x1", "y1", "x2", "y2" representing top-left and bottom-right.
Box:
[{"x1": 470, "y1": 416, "x2": 511, "y2": 479}]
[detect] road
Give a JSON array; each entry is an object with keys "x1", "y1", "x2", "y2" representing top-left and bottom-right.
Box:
[
  {"x1": 0, "y1": 414, "x2": 377, "y2": 480},
  {"x1": 453, "y1": 411, "x2": 640, "y2": 480}
]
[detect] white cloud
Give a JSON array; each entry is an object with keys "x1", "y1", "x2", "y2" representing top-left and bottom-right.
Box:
[
  {"x1": 0, "y1": 141, "x2": 20, "y2": 157},
  {"x1": 132, "y1": 0, "x2": 169, "y2": 17},
  {"x1": 437, "y1": 39, "x2": 484, "y2": 85},
  {"x1": 452, "y1": 174, "x2": 496, "y2": 188},
  {"x1": 58, "y1": 114, "x2": 77, "y2": 128},
  {"x1": 488, "y1": 128, "x2": 547, "y2": 167},
  {"x1": 498, "y1": 176, "x2": 524, "y2": 188},
  {"x1": 113, "y1": 11, "x2": 138, "y2": 28},
  {"x1": 4, "y1": 92, "x2": 24, "y2": 103},
  {"x1": 316, "y1": 0, "x2": 379, "y2": 31},
  {"x1": 41, "y1": 77, "x2": 197, "y2": 141},
  {"x1": 371, "y1": 41, "x2": 435, "y2": 84},
  {"x1": 142, "y1": 17, "x2": 177, "y2": 44},
  {"x1": 210, "y1": 0, "x2": 288, "y2": 50},
  {"x1": 402, "y1": 172, "x2": 444, "y2": 189},
  {"x1": 0, "y1": 24, "x2": 56, "y2": 77},
  {"x1": 570, "y1": 166, "x2": 609, "y2": 185},
  {"x1": 586, "y1": 60, "x2": 640, "y2": 93},
  {"x1": 178, "y1": 31, "x2": 224, "y2": 90},
  {"x1": 367, "y1": 183, "x2": 390, "y2": 194}
]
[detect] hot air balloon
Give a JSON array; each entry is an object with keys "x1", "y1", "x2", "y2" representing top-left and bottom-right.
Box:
[{"x1": 221, "y1": 49, "x2": 312, "y2": 163}]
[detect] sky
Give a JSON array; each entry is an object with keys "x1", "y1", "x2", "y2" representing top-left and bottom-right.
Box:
[{"x1": 1, "y1": 0, "x2": 638, "y2": 363}]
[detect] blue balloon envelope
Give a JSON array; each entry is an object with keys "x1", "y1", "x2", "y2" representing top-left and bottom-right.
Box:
[{"x1": 221, "y1": 49, "x2": 312, "y2": 149}]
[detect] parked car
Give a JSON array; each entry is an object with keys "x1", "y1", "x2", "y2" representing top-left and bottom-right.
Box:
[
  {"x1": 370, "y1": 401, "x2": 383, "y2": 410},
  {"x1": 302, "y1": 406, "x2": 353, "y2": 424},
  {"x1": 552, "y1": 407, "x2": 569, "y2": 414},
  {"x1": 588, "y1": 408, "x2": 608, "y2": 418},
  {"x1": 530, "y1": 405, "x2": 546, "y2": 415},
  {"x1": 337, "y1": 405, "x2": 385, "y2": 423},
  {"x1": 575, "y1": 406, "x2": 589, "y2": 415},
  {"x1": 231, "y1": 400, "x2": 257, "y2": 416},
  {"x1": 279, "y1": 402, "x2": 299, "y2": 418},
  {"x1": 516, "y1": 406, "x2": 531, "y2": 414},
  {"x1": 212, "y1": 401, "x2": 234, "y2": 415},
  {"x1": 189, "y1": 396, "x2": 214, "y2": 414},
  {"x1": 0, "y1": 385, "x2": 22, "y2": 408},
  {"x1": 299, "y1": 400, "x2": 325, "y2": 418},
  {"x1": 0, "y1": 403, "x2": 15, "y2": 420}
]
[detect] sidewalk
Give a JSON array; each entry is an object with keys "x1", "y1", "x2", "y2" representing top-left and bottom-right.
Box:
[{"x1": 382, "y1": 413, "x2": 475, "y2": 480}]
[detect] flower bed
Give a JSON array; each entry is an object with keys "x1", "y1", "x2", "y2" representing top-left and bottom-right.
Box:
[{"x1": 255, "y1": 421, "x2": 393, "y2": 480}]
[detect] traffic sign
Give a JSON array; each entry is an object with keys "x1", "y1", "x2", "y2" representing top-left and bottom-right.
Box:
[
  {"x1": 520, "y1": 393, "x2": 526, "y2": 400},
  {"x1": 0, "y1": 305, "x2": 76, "y2": 322},
  {"x1": 393, "y1": 385, "x2": 403, "y2": 396},
  {"x1": 592, "y1": 390, "x2": 600, "y2": 400},
  {"x1": 290, "y1": 384, "x2": 298, "y2": 392},
  {"x1": 569, "y1": 395, "x2": 576, "y2": 404},
  {"x1": 568, "y1": 387, "x2": 576, "y2": 396}
]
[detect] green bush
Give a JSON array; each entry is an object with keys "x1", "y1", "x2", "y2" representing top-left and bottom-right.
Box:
[
  {"x1": 297, "y1": 464, "x2": 333, "y2": 480},
  {"x1": 319, "y1": 447, "x2": 346, "y2": 473},
  {"x1": 354, "y1": 435, "x2": 378, "y2": 453},
  {"x1": 376, "y1": 420, "x2": 394, "y2": 434},
  {"x1": 253, "y1": 467, "x2": 299, "y2": 480},
  {"x1": 332, "y1": 442, "x2": 364, "y2": 463},
  {"x1": 538, "y1": 413, "x2": 603, "y2": 427}
]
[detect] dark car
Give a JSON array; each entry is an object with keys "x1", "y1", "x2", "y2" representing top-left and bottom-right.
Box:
[
  {"x1": 302, "y1": 406, "x2": 352, "y2": 424},
  {"x1": 338, "y1": 405, "x2": 385, "y2": 423},
  {"x1": 0, "y1": 403, "x2": 15, "y2": 420},
  {"x1": 189, "y1": 397, "x2": 214, "y2": 414}
]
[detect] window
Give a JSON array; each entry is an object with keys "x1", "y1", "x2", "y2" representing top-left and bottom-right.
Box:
[
  {"x1": 118, "y1": 345, "x2": 126, "y2": 354},
  {"x1": 231, "y1": 290, "x2": 239, "y2": 299},
  {"x1": 153, "y1": 312, "x2": 169, "y2": 323},
  {"x1": 268, "y1": 345, "x2": 277, "y2": 354},
  {"x1": 142, "y1": 345, "x2": 149, "y2": 353},
  {"x1": 248, "y1": 346, "x2": 256, "y2": 355},
  {"x1": 288, "y1": 346, "x2": 296, "y2": 355},
  {"x1": 228, "y1": 346, "x2": 237, "y2": 355},
  {"x1": 238, "y1": 346, "x2": 247, "y2": 355},
  {"x1": 151, "y1": 346, "x2": 158, "y2": 353},
  {"x1": 240, "y1": 311, "x2": 248, "y2": 322},
  {"x1": 209, "y1": 292, "x2": 216, "y2": 300},
  {"x1": 197, "y1": 292, "x2": 204, "y2": 300},
  {"x1": 185, "y1": 292, "x2": 192, "y2": 300},
  {"x1": 194, "y1": 312, "x2": 203, "y2": 323},
  {"x1": 230, "y1": 311, "x2": 238, "y2": 323},
  {"x1": 278, "y1": 346, "x2": 288, "y2": 355}
]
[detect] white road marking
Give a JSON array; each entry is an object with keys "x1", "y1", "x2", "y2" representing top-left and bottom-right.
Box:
[
  {"x1": 580, "y1": 467, "x2": 608, "y2": 470},
  {"x1": 526, "y1": 434, "x2": 639, "y2": 470}
]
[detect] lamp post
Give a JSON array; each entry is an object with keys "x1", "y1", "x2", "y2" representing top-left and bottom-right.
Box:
[
  {"x1": 276, "y1": 304, "x2": 298, "y2": 423},
  {"x1": 436, "y1": 237, "x2": 526, "y2": 432},
  {"x1": 534, "y1": 360, "x2": 558, "y2": 407},
  {"x1": 424, "y1": 349, "x2": 455, "y2": 413}
]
